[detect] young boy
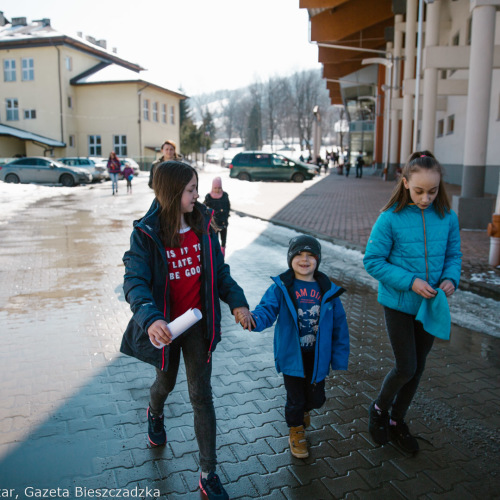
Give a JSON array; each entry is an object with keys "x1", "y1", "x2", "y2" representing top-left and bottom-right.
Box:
[{"x1": 250, "y1": 235, "x2": 350, "y2": 458}]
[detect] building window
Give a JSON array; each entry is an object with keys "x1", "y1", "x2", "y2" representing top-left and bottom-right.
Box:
[
  {"x1": 24, "y1": 109, "x2": 36, "y2": 119},
  {"x1": 447, "y1": 114, "x2": 455, "y2": 135},
  {"x1": 21, "y1": 58, "x2": 34, "y2": 81},
  {"x1": 3, "y1": 59, "x2": 16, "y2": 82},
  {"x1": 170, "y1": 105, "x2": 175, "y2": 125},
  {"x1": 113, "y1": 135, "x2": 127, "y2": 156},
  {"x1": 143, "y1": 99, "x2": 150, "y2": 120},
  {"x1": 6, "y1": 98, "x2": 19, "y2": 121},
  {"x1": 68, "y1": 96, "x2": 73, "y2": 108},
  {"x1": 152, "y1": 102, "x2": 158, "y2": 122},
  {"x1": 65, "y1": 56, "x2": 72, "y2": 71},
  {"x1": 69, "y1": 135, "x2": 75, "y2": 147},
  {"x1": 88, "y1": 135, "x2": 102, "y2": 156},
  {"x1": 437, "y1": 119, "x2": 444, "y2": 138},
  {"x1": 162, "y1": 104, "x2": 167, "y2": 123},
  {"x1": 452, "y1": 32, "x2": 460, "y2": 46}
]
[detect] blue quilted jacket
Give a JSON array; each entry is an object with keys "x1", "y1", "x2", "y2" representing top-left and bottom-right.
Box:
[
  {"x1": 251, "y1": 269, "x2": 350, "y2": 383},
  {"x1": 363, "y1": 203, "x2": 462, "y2": 315}
]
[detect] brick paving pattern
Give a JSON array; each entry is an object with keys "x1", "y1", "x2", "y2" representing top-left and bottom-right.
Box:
[{"x1": 0, "y1": 176, "x2": 498, "y2": 499}]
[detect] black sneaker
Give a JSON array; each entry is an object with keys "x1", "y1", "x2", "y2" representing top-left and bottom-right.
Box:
[
  {"x1": 390, "y1": 420, "x2": 419, "y2": 453},
  {"x1": 199, "y1": 472, "x2": 229, "y2": 500},
  {"x1": 147, "y1": 406, "x2": 166, "y2": 447},
  {"x1": 368, "y1": 401, "x2": 389, "y2": 445}
]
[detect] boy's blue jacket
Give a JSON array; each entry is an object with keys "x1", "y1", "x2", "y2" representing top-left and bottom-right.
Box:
[
  {"x1": 363, "y1": 204, "x2": 462, "y2": 315},
  {"x1": 251, "y1": 269, "x2": 350, "y2": 383},
  {"x1": 120, "y1": 200, "x2": 248, "y2": 371}
]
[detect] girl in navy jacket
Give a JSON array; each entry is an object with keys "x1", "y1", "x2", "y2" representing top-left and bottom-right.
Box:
[
  {"x1": 250, "y1": 235, "x2": 349, "y2": 459},
  {"x1": 121, "y1": 161, "x2": 252, "y2": 500}
]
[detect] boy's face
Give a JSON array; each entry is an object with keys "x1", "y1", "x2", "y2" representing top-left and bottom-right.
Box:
[{"x1": 291, "y1": 251, "x2": 317, "y2": 281}]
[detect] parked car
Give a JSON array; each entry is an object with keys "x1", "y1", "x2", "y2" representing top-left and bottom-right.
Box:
[
  {"x1": 119, "y1": 158, "x2": 140, "y2": 177},
  {"x1": 58, "y1": 157, "x2": 108, "y2": 182},
  {"x1": 0, "y1": 157, "x2": 92, "y2": 186},
  {"x1": 229, "y1": 152, "x2": 317, "y2": 182}
]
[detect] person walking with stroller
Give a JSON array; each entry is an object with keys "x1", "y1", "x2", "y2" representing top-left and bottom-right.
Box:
[
  {"x1": 204, "y1": 177, "x2": 230, "y2": 256},
  {"x1": 121, "y1": 160, "x2": 254, "y2": 499},
  {"x1": 107, "y1": 151, "x2": 121, "y2": 195},
  {"x1": 364, "y1": 151, "x2": 462, "y2": 453},
  {"x1": 247, "y1": 235, "x2": 349, "y2": 459}
]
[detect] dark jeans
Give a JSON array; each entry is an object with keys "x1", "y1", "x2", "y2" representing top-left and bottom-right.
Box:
[
  {"x1": 283, "y1": 351, "x2": 326, "y2": 427},
  {"x1": 149, "y1": 323, "x2": 216, "y2": 473},
  {"x1": 376, "y1": 307, "x2": 435, "y2": 421},
  {"x1": 356, "y1": 164, "x2": 363, "y2": 178}
]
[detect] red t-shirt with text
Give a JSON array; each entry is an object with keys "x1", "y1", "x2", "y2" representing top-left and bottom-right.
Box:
[{"x1": 165, "y1": 228, "x2": 202, "y2": 320}]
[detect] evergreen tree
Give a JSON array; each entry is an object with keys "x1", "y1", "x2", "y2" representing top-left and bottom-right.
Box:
[{"x1": 245, "y1": 102, "x2": 262, "y2": 150}]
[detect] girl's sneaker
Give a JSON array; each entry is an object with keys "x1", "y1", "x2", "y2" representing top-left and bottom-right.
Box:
[
  {"x1": 199, "y1": 472, "x2": 229, "y2": 500},
  {"x1": 368, "y1": 402, "x2": 389, "y2": 445},
  {"x1": 390, "y1": 420, "x2": 419, "y2": 453},
  {"x1": 147, "y1": 406, "x2": 166, "y2": 447}
]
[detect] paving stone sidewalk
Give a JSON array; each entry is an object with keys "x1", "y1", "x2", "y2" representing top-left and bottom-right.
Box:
[{"x1": 0, "y1": 177, "x2": 498, "y2": 500}]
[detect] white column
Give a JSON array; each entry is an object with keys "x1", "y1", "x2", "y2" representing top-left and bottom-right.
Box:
[
  {"x1": 462, "y1": 4, "x2": 495, "y2": 198},
  {"x1": 453, "y1": 2, "x2": 497, "y2": 229},
  {"x1": 382, "y1": 42, "x2": 393, "y2": 172},
  {"x1": 400, "y1": 0, "x2": 417, "y2": 163},
  {"x1": 420, "y1": 0, "x2": 441, "y2": 151},
  {"x1": 389, "y1": 15, "x2": 403, "y2": 172}
]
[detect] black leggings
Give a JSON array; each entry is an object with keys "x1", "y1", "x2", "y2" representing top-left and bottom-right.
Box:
[
  {"x1": 218, "y1": 228, "x2": 227, "y2": 247},
  {"x1": 376, "y1": 307, "x2": 435, "y2": 421}
]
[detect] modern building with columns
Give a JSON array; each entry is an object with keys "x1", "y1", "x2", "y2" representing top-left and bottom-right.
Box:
[{"x1": 300, "y1": 0, "x2": 500, "y2": 229}]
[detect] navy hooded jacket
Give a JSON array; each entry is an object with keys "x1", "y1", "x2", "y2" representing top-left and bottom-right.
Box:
[{"x1": 120, "y1": 199, "x2": 249, "y2": 371}]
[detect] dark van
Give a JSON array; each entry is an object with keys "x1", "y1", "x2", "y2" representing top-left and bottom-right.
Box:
[{"x1": 229, "y1": 152, "x2": 317, "y2": 182}]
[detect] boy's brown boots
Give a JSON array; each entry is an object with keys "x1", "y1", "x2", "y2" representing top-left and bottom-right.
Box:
[{"x1": 289, "y1": 425, "x2": 309, "y2": 458}]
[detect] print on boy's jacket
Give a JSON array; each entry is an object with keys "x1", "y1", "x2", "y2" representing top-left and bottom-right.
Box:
[{"x1": 293, "y1": 280, "x2": 322, "y2": 352}]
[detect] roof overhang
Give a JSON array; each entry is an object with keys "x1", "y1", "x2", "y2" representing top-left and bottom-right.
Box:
[
  {"x1": 301, "y1": 0, "x2": 395, "y2": 105},
  {"x1": 0, "y1": 123, "x2": 65, "y2": 148}
]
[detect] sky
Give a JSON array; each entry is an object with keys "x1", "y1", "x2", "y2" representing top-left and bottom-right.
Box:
[{"x1": 1, "y1": 0, "x2": 322, "y2": 96}]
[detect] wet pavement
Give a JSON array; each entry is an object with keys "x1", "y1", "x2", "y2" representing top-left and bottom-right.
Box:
[{"x1": 0, "y1": 174, "x2": 499, "y2": 499}]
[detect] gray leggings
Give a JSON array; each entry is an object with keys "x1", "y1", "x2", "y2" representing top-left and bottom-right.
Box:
[
  {"x1": 376, "y1": 307, "x2": 435, "y2": 421},
  {"x1": 150, "y1": 323, "x2": 216, "y2": 473}
]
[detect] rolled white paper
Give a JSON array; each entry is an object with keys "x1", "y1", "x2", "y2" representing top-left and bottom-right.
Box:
[{"x1": 151, "y1": 308, "x2": 202, "y2": 348}]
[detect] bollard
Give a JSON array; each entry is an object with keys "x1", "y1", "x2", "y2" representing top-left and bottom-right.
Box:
[{"x1": 487, "y1": 214, "x2": 500, "y2": 267}]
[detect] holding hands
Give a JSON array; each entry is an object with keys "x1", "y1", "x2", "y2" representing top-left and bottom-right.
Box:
[{"x1": 233, "y1": 306, "x2": 256, "y2": 331}]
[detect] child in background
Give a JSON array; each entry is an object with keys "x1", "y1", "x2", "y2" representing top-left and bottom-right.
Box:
[
  {"x1": 122, "y1": 162, "x2": 134, "y2": 194},
  {"x1": 121, "y1": 161, "x2": 253, "y2": 500},
  {"x1": 248, "y1": 235, "x2": 349, "y2": 459},
  {"x1": 364, "y1": 151, "x2": 462, "y2": 453},
  {"x1": 204, "y1": 177, "x2": 230, "y2": 256}
]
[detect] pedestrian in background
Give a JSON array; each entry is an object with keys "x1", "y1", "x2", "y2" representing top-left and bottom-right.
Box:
[
  {"x1": 107, "y1": 151, "x2": 121, "y2": 195},
  {"x1": 148, "y1": 140, "x2": 181, "y2": 189},
  {"x1": 363, "y1": 151, "x2": 462, "y2": 453},
  {"x1": 355, "y1": 153, "x2": 365, "y2": 178},
  {"x1": 122, "y1": 161, "x2": 134, "y2": 194},
  {"x1": 247, "y1": 235, "x2": 349, "y2": 459},
  {"x1": 204, "y1": 177, "x2": 230, "y2": 256},
  {"x1": 121, "y1": 161, "x2": 253, "y2": 500}
]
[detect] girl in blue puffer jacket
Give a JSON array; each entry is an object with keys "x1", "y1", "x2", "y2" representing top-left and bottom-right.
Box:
[{"x1": 363, "y1": 151, "x2": 462, "y2": 454}]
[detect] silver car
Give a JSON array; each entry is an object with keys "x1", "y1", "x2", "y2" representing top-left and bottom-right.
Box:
[
  {"x1": 58, "y1": 157, "x2": 109, "y2": 182},
  {"x1": 0, "y1": 157, "x2": 92, "y2": 186}
]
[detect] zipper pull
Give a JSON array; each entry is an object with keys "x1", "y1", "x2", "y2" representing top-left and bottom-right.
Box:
[{"x1": 207, "y1": 351, "x2": 212, "y2": 363}]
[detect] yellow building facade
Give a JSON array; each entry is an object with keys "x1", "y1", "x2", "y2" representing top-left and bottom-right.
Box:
[{"x1": 0, "y1": 15, "x2": 185, "y2": 166}]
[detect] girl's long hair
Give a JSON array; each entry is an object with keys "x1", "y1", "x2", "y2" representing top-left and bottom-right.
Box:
[
  {"x1": 153, "y1": 161, "x2": 205, "y2": 247},
  {"x1": 382, "y1": 150, "x2": 451, "y2": 218}
]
